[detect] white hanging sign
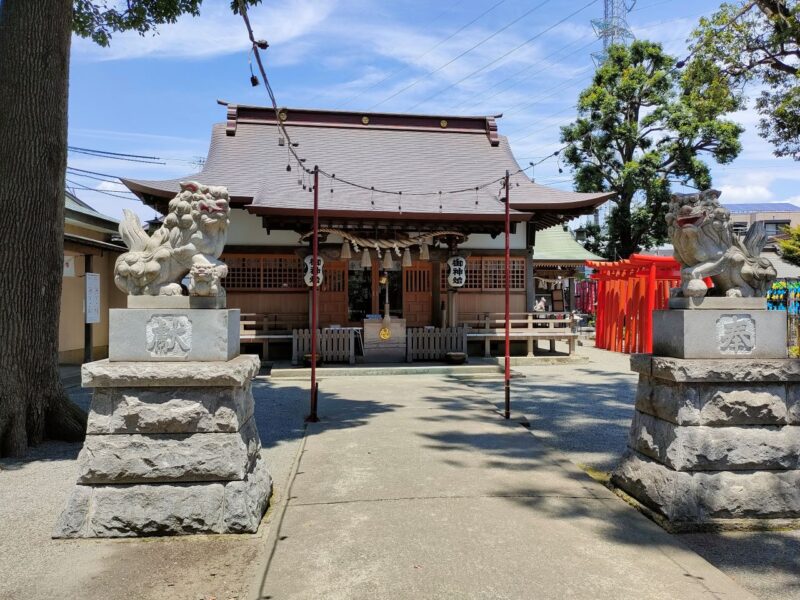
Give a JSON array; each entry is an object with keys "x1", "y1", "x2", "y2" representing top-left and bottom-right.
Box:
[
  {"x1": 446, "y1": 256, "x2": 467, "y2": 288},
  {"x1": 63, "y1": 256, "x2": 76, "y2": 277},
  {"x1": 303, "y1": 255, "x2": 324, "y2": 287},
  {"x1": 85, "y1": 272, "x2": 101, "y2": 324}
]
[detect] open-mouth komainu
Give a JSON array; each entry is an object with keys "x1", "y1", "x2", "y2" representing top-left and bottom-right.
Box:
[
  {"x1": 666, "y1": 190, "x2": 776, "y2": 298},
  {"x1": 114, "y1": 181, "x2": 230, "y2": 298}
]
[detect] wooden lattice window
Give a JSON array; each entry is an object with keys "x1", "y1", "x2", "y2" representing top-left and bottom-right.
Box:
[
  {"x1": 321, "y1": 268, "x2": 345, "y2": 293},
  {"x1": 225, "y1": 256, "x2": 262, "y2": 290},
  {"x1": 438, "y1": 256, "x2": 525, "y2": 291},
  {"x1": 439, "y1": 257, "x2": 482, "y2": 290},
  {"x1": 465, "y1": 258, "x2": 483, "y2": 289},
  {"x1": 223, "y1": 254, "x2": 304, "y2": 291},
  {"x1": 482, "y1": 257, "x2": 525, "y2": 291},
  {"x1": 405, "y1": 267, "x2": 431, "y2": 293},
  {"x1": 263, "y1": 256, "x2": 303, "y2": 289}
]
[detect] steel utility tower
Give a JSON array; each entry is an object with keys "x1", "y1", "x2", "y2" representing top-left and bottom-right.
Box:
[{"x1": 591, "y1": 0, "x2": 636, "y2": 65}]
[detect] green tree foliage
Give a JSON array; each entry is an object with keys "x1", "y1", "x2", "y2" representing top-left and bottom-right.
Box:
[
  {"x1": 561, "y1": 40, "x2": 744, "y2": 259},
  {"x1": 779, "y1": 225, "x2": 800, "y2": 265},
  {"x1": 689, "y1": 1, "x2": 800, "y2": 160},
  {"x1": 576, "y1": 222, "x2": 609, "y2": 258},
  {"x1": 73, "y1": 1, "x2": 259, "y2": 45}
]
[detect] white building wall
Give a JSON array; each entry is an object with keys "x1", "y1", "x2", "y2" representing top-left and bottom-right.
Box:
[
  {"x1": 460, "y1": 230, "x2": 527, "y2": 250},
  {"x1": 226, "y1": 208, "x2": 529, "y2": 250},
  {"x1": 226, "y1": 209, "x2": 301, "y2": 246}
]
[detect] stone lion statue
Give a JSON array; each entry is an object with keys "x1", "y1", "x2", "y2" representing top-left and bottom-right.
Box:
[
  {"x1": 114, "y1": 181, "x2": 230, "y2": 297},
  {"x1": 666, "y1": 189, "x2": 776, "y2": 298}
]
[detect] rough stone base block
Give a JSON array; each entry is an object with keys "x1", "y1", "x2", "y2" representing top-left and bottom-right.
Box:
[
  {"x1": 54, "y1": 455, "x2": 272, "y2": 538},
  {"x1": 616, "y1": 348, "x2": 800, "y2": 527},
  {"x1": 613, "y1": 450, "x2": 800, "y2": 524},
  {"x1": 76, "y1": 416, "x2": 261, "y2": 484},
  {"x1": 54, "y1": 355, "x2": 271, "y2": 538},
  {"x1": 109, "y1": 308, "x2": 240, "y2": 362}
]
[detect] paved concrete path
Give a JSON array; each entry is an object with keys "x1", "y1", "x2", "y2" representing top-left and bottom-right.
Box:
[{"x1": 251, "y1": 375, "x2": 753, "y2": 600}]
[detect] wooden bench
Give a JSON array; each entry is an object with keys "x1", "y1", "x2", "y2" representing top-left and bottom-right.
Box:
[
  {"x1": 461, "y1": 312, "x2": 578, "y2": 357},
  {"x1": 239, "y1": 313, "x2": 292, "y2": 361},
  {"x1": 263, "y1": 312, "x2": 307, "y2": 331}
]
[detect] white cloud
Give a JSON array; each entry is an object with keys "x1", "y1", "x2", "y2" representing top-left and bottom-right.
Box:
[
  {"x1": 96, "y1": 181, "x2": 129, "y2": 192},
  {"x1": 72, "y1": 0, "x2": 336, "y2": 62},
  {"x1": 718, "y1": 184, "x2": 774, "y2": 202}
]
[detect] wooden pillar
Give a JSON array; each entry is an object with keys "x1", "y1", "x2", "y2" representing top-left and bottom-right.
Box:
[
  {"x1": 525, "y1": 254, "x2": 535, "y2": 312},
  {"x1": 83, "y1": 253, "x2": 93, "y2": 364},
  {"x1": 568, "y1": 273, "x2": 577, "y2": 312},
  {"x1": 432, "y1": 261, "x2": 442, "y2": 327},
  {"x1": 447, "y1": 289, "x2": 458, "y2": 328}
]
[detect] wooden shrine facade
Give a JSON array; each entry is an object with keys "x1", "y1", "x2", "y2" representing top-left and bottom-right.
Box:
[{"x1": 121, "y1": 104, "x2": 613, "y2": 332}]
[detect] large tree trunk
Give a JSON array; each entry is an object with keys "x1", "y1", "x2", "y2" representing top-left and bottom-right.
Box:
[{"x1": 0, "y1": 0, "x2": 87, "y2": 457}]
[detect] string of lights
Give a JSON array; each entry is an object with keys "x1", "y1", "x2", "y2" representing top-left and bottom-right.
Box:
[{"x1": 236, "y1": 0, "x2": 567, "y2": 204}]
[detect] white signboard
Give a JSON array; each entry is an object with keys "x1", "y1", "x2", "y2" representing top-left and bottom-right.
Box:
[
  {"x1": 303, "y1": 255, "x2": 324, "y2": 287},
  {"x1": 63, "y1": 256, "x2": 76, "y2": 277},
  {"x1": 85, "y1": 272, "x2": 101, "y2": 324},
  {"x1": 446, "y1": 256, "x2": 467, "y2": 288}
]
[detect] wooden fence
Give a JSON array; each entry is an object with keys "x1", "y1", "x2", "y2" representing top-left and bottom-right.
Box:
[
  {"x1": 406, "y1": 327, "x2": 468, "y2": 362},
  {"x1": 292, "y1": 328, "x2": 356, "y2": 365}
]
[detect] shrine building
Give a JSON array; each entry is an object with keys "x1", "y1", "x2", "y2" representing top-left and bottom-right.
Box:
[{"x1": 121, "y1": 103, "x2": 611, "y2": 359}]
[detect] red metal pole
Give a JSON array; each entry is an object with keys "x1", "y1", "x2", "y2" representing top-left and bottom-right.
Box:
[
  {"x1": 504, "y1": 170, "x2": 511, "y2": 420},
  {"x1": 308, "y1": 166, "x2": 320, "y2": 422}
]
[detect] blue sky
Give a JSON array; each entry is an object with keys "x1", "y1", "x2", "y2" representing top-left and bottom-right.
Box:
[{"x1": 66, "y1": 0, "x2": 800, "y2": 224}]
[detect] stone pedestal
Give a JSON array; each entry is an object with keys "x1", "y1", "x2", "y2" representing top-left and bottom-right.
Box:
[
  {"x1": 363, "y1": 318, "x2": 406, "y2": 363},
  {"x1": 109, "y1": 308, "x2": 240, "y2": 362},
  {"x1": 613, "y1": 298, "x2": 799, "y2": 528},
  {"x1": 652, "y1": 300, "x2": 786, "y2": 359},
  {"x1": 54, "y1": 352, "x2": 271, "y2": 538}
]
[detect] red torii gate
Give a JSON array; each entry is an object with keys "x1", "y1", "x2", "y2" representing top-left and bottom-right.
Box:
[{"x1": 586, "y1": 254, "x2": 681, "y2": 354}]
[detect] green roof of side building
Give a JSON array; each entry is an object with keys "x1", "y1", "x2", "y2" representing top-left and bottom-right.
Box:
[{"x1": 531, "y1": 225, "x2": 605, "y2": 263}]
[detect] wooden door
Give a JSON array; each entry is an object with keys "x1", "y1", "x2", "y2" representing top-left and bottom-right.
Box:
[
  {"x1": 319, "y1": 260, "x2": 348, "y2": 327},
  {"x1": 403, "y1": 262, "x2": 432, "y2": 327}
]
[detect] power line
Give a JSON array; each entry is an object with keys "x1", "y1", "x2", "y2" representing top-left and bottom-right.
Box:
[
  {"x1": 67, "y1": 166, "x2": 123, "y2": 181},
  {"x1": 367, "y1": 0, "x2": 554, "y2": 110},
  {"x1": 331, "y1": 0, "x2": 505, "y2": 109},
  {"x1": 67, "y1": 171, "x2": 122, "y2": 185},
  {"x1": 66, "y1": 179, "x2": 138, "y2": 199},
  {"x1": 502, "y1": 70, "x2": 592, "y2": 117},
  {"x1": 449, "y1": 37, "x2": 599, "y2": 112},
  {"x1": 68, "y1": 145, "x2": 204, "y2": 166},
  {"x1": 407, "y1": 0, "x2": 601, "y2": 111},
  {"x1": 68, "y1": 146, "x2": 166, "y2": 165}
]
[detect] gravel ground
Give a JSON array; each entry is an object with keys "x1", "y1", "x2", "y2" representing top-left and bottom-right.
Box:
[
  {"x1": 471, "y1": 343, "x2": 800, "y2": 600},
  {"x1": 0, "y1": 378, "x2": 310, "y2": 600}
]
